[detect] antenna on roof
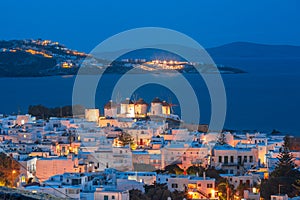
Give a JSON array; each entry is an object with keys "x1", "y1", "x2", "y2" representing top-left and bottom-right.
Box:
[
  {"x1": 115, "y1": 91, "x2": 122, "y2": 105},
  {"x1": 168, "y1": 96, "x2": 178, "y2": 114},
  {"x1": 132, "y1": 93, "x2": 139, "y2": 104},
  {"x1": 17, "y1": 105, "x2": 21, "y2": 115}
]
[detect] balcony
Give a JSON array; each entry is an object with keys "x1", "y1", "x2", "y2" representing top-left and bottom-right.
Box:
[{"x1": 221, "y1": 162, "x2": 239, "y2": 166}]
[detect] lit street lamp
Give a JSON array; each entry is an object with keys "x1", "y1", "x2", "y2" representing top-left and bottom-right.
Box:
[{"x1": 11, "y1": 170, "x2": 16, "y2": 187}]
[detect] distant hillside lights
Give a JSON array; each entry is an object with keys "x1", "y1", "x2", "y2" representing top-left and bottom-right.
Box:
[
  {"x1": 61, "y1": 61, "x2": 73, "y2": 68},
  {"x1": 145, "y1": 60, "x2": 187, "y2": 70},
  {"x1": 31, "y1": 39, "x2": 58, "y2": 46},
  {"x1": 41, "y1": 40, "x2": 52, "y2": 46},
  {"x1": 0, "y1": 39, "x2": 87, "y2": 62},
  {"x1": 120, "y1": 59, "x2": 188, "y2": 70},
  {"x1": 25, "y1": 49, "x2": 52, "y2": 58}
]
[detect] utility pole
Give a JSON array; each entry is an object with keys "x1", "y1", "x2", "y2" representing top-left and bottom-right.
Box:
[
  {"x1": 226, "y1": 182, "x2": 230, "y2": 200},
  {"x1": 11, "y1": 157, "x2": 16, "y2": 187}
]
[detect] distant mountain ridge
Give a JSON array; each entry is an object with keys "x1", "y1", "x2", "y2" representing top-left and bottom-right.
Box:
[{"x1": 207, "y1": 42, "x2": 300, "y2": 58}]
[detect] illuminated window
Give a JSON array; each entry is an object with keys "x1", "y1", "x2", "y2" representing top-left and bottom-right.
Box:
[{"x1": 21, "y1": 176, "x2": 26, "y2": 183}]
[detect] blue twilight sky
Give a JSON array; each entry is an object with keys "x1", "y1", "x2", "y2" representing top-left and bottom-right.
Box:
[{"x1": 1, "y1": 0, "x2": 300, "y2": 52}]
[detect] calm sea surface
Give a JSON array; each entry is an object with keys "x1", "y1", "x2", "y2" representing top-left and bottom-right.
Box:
[{"x1": 1, "y1": 58, "x2": 300, "y2": 135}]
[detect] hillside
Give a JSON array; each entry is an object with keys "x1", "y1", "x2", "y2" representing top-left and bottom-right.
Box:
[
  {"x1": 0, "y1": 39, "x2": 87, "y2": 77},
  {"x1": 207, "y1": 42, "x2": 300, "y2": 58}
]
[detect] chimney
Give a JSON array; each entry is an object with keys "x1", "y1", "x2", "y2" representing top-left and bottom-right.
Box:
[{"x1": 96, "y1": 187, "x2": 104, "y2": 192}]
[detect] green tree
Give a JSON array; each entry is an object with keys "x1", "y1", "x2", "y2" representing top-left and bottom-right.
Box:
[
  {"x1": 0, "y1": 153, "x2": 20, "y2": 187},
  {"x1": 72, "y1": 104, "x2": 85, "y2": 117},
  {"x1": 205, "y1": 167, "x2": 226, "y2": 181},
  {"x1": 28, "y1": 104, "x2": 85, "y2": 119},
  {"x1": 260, "y1": 135, "x2": 300, "y2": 199},
  {"x1": 282, "y1": 135, "x2": 292, "y2": 151},
  {"x1": 144, "y1": 183, "x2": 169, "y2": 200},
  {"x1": 271, "y1": 129, "x2": 281, "y2": 135},
  {"x1": 164, "y1": 164, "x2": 184, "y2": 175},
  {"x1": 271, "y1": 136, "x2": 295, "y2": 177},
  {"x1": 143, "y1": 182, "x2": 186, "y2": 200},
  {"x1": 118, "y1": 132, "x2": 134, "y2": 147},
  {"x1": 217, "y1": 178, "x2": 234, "y2": 200},
  {"x1": 129, "y1": 189, "x2": 150, "y2": 200},
  {"x1": 170, "y1": 190, "x2": 187, "y2": 200},
  {"x1": 186, "y1": 165, "x2": 204, "y2": 175},
  {"x1": 235, "y1": 183, "x2": 249, "y2": 198}
]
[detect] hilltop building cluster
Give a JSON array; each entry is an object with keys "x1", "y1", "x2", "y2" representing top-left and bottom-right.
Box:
[
  {"x1": 0, "y1": 98, "x2": 299, "y2": 199},
  {"x1": 0, "y1": 39, "x2": 87, "y2": 69}
]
